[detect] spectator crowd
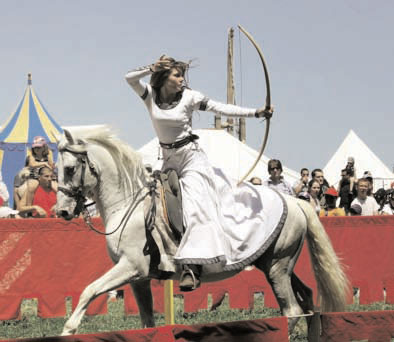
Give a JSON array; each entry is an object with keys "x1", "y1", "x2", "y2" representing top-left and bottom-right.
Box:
[
  {"x1": 0, "y1": 136, "x2": 98, "y2": 219},
  {"x1": 251, "y1": 156, "x2": 394, "y2": 217}
]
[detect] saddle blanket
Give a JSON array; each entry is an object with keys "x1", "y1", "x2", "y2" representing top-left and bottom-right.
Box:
[{"x1": 145, "y1": 173, "x2": 287, "y2": 276}]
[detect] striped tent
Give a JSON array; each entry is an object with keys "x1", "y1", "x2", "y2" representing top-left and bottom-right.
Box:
[{"x1": 0, "y1": 74, "x2": 63, "y2": 206}]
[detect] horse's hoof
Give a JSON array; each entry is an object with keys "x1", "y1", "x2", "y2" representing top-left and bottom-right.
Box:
[{"x1": 61, "y1": 328, "x2": 76, "y2": 336}]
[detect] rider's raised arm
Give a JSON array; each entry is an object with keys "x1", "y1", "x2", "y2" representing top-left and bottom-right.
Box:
[
  {"x1": 125, "y1": 66, "x2": 153, "y2": 98},
  {"x1": 190, "y1": 90, "x2": 257, "y2": 117}
]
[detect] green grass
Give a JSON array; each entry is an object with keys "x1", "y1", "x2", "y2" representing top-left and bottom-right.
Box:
[{"x1": 1, "y1": 293, "x2": 394, "y2": 341}]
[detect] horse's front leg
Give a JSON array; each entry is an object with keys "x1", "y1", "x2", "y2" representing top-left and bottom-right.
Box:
[
  {"x1": 61, "y1": 258, "x2": 140, "y2": 336},
  {"x1": 131, "y1": 279, "x2": 155, "y2": 328}
]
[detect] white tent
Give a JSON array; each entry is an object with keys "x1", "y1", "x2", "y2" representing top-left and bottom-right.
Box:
[
  {"x1": 138, "y1": 128, "x2": 299, "y2": 185},
  {"x1": 323, "y1": 130, "x2": 394, "y2": 189}
]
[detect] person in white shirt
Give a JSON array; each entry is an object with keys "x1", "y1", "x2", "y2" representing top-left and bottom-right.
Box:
[
  {"x1": 350, "y1": 178, "x2": 379, "y2": 216},
  {"x1": 125, "y1": 55, "x2": 273, "y2": 291},
  {"x1": 292, "y1": 168, "x2": 309, "y2": 196}
]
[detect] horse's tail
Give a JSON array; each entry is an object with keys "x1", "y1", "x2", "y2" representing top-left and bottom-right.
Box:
[{"x1": 298, "y1": 200, "x2": 350, "y2": 312}]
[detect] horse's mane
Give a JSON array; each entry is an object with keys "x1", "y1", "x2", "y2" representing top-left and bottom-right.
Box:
[{"x1": 64, "y1": 125, "x2": 148, "y2": 195}]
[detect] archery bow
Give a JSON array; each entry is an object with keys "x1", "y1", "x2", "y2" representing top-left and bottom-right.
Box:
[{"x1": 237, "y1": 24, "x2": 272, "y2": 186}]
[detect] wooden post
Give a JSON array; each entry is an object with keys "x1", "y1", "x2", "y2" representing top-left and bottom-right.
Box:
[
  {"x1": 164, "y1": 280, "x2": 174, "y2": 325},
  {"x1": 239, "y1": 118, "x2": 246, "y2": 142},
  {"x1": 214, "y1": 115, "x2": 222, "y2": 129},
  {"x1": 226, "y1": 27, "x2": 235, "y2": 135}
]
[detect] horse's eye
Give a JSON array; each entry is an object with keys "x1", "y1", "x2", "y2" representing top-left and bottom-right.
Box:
[{"x1": 65, "y1": 166, "x2": 75, "y2": 176}]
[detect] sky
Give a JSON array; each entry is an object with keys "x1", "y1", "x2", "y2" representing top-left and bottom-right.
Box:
[{"x1": 1, "y1": 0, "x2": 393, "y2": 174}]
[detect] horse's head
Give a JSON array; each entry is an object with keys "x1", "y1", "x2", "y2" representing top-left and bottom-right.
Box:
[{"x1": 56, "y1": 129, "x2": 98, "y2": 220}]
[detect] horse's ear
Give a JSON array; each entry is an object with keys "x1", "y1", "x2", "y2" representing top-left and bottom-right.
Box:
[
  {"x1": 68, "y1": 144, "x2": 88, "y2": 154},
  {"x1": 64, "y1": 129, "x2": 74, "y2": 145}
]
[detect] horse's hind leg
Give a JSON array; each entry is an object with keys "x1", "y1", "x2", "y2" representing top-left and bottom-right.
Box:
[
  {"x1": 262, "y1": 263, "x2": 304, "y2": 334},
  {"x1": 255, "y1": 228, "x2": 306, "y2": 334},
  {"x1": 130, "y1": 279, "x2": 155, "y2": 328},
  {"x1": 62, "y1": 259, "x2": 139, "y2": 336},
  {"x1": 291, "y1": 273, "x2": 314, "y2": 328},
  {"x1": 292, "y1": 273, "x2": 313, "y2": 314}
]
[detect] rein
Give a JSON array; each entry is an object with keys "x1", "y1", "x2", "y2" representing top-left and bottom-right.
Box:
[{"x1": 82, "y1": 185, "x2": 148, "y2": 236}]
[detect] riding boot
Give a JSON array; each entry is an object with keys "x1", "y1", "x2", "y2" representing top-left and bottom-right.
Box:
[{"x1": 179, "y1": 264, "x2": 201, "y2": 292}]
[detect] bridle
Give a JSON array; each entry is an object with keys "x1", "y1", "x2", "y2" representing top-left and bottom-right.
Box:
[
  {"x1": 57, "y1": 144, "x2": 155, "y2": 239},
  {"x1": 57, "y1": 146, "x2": 97, "y2": 219}
]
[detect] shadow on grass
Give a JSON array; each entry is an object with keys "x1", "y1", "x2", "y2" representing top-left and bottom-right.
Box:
[{"x1": 2, "y1": 292, "x2": 394, "y2": 341}]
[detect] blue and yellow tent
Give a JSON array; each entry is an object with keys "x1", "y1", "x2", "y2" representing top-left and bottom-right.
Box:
[{"x1": 0, "y1": 74, "x2": 63, "y2": 206}]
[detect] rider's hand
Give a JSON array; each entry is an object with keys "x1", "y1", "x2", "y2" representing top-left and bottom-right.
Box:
[
  {"x1": 255, "y1": 105, "x2": 274, "y2": 119},
  {"x1": 150, "y1": 55, "x2": 173, "y2": 73}
]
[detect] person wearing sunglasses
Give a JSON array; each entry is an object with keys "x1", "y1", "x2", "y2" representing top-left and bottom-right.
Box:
[{"x1": 263, "y1": 159, "x2": 294, "y2": 196}]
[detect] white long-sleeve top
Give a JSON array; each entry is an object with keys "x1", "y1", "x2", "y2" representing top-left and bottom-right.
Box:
[{"x1": 125, "y1": 67, "x2": 257, "y2": 144}]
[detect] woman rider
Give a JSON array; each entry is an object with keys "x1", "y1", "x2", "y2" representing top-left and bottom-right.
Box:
[{"x1": 126, "y1": 55, "x2": 273, "y2": 291}]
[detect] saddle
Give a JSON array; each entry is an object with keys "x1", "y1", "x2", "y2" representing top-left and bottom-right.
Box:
[
  {"x1": 142, "y1": 169, "x2": 183, "y2": 279},
  {"x1": 154, "y1": 169, "x2": 184, "y2": 242}
]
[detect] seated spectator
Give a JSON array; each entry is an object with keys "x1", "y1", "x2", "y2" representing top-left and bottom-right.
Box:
[
  {"x1": 337, "y1": 168, "x2": 355, "y2": 214},
  {"x1": 25, "y1": 136, "x2": 57, "y2": 207},
  {"x1": 19, "y1": 166, "x2": 57, "y2": 218},
  {"x1": 311, "y1": 168, "x2": 329, "y2": 209},
  {"x1": 381, "y1": 191, "x2": 394, "y2": 215},
  {"x1": 350, "y1": 178, "x2": 379, "y2": 216},
  {"x1": 319, "y1": 187, "x2": 346, "y2": 217},
  {"x1": 263, "y1": 159, "x2": 294, "y2": 196},
  {"x1": 349, "y1": 203, "x2": 362, "y2": 216},
  {"x1": 362, "y1": 171, "x2": 373, "y2": 196},
  {"x1": 308, "y1": 179, "x2": 321, "y2": 215},
  {"x1": 249, "y1": 177, "x2": 262, "y2": 185},
  {"x1": 13, "y1": 168, "x2": 30, "y2": 210},
  {"x1": 293, "y1": 168, "x2": 309, "y2": 195}
]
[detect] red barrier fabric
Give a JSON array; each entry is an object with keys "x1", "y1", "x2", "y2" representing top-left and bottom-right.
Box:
[
  {"x1": 4, "y1": 317, "x2": 288, "y2": 342},
  {"x1": 172, "y1": 316, "x2": 288, "y2": 342},
  {"x1": 321, "y1": 310, "x2": 394, "y2": 342},
  {"x1": 4, "y1": 325, "x2": 175, "y2": 342},
  {"x1": 0, "y1": 216, "x2": 394, "y2": 319},
  {"x1": 321, "y1": 216, "x2": 394, "y2": 305}
]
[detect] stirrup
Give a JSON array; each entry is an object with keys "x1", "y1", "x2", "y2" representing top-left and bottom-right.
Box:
[{"x1": 179, "y1": 269, "x2": 201, "y2": 292}]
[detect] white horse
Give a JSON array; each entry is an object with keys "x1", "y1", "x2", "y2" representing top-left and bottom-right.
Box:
[{"x1": 55, "y1": 126, "x2": 349, "y2": 336}]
